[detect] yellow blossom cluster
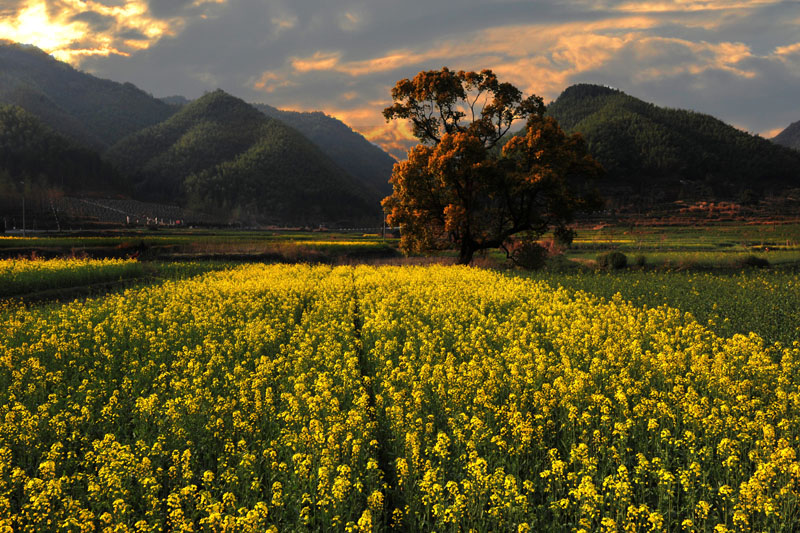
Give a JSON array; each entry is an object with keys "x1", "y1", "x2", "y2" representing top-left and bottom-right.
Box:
[{"x1": 1, "y1": 264, "x2": 798, "y2": 531}]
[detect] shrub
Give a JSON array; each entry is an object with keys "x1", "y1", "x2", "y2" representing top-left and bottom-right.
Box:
[
  {"x1": 508, "y1": 240, "x2": 549, "y2": 270},
  {"x1": 737, "y1": 255, "x2": 770, "y2": 268},
  {"x1": 553, "y1": 227, "x2": 576, "y2": 249},
  {"x1": 597, "y1": 251, "x2": 628, "y2": 269}
]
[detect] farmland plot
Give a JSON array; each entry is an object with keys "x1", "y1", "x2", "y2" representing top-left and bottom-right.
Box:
[{"x1": 1, "y1": 264, "x2": 798, "y2": 531}]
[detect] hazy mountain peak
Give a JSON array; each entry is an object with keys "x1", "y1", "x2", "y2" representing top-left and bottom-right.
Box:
[{"x1": 773, "y1": 120, "x2": 800, "y2": 151}]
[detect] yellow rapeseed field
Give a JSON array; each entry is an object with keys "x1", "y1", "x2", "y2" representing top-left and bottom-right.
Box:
[
  {"x1": 0, "y1": 258, "x2": 143, "y2": 298},
  {"x1": 0, "y1": 264, "x2": 798, "y2": 531}
]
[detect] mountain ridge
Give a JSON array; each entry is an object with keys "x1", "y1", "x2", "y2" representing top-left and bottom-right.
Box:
[
  {"x1": 0, "y1": 42, "x2": 175, "y2": 148},
  {"x1": 159, "y1": 94, "x2": 395, "y2": 200},
  {"x1": 108, "y1": 90, "x2": 379, "y2": 225},
  {"x1": 252, "y1": 103, "x2": 394, "y2": 199},
  {"x1": 544, "y1": 83, "x2": 800, "y2": 205}
]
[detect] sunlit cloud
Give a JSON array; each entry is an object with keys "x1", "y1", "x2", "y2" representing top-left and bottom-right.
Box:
[
  {"x1": 364, "y1": 120, "x2": 417, "y2": 161},
  {"x1": 774, "y1": 42, "x2": 800, "y2": 57},
  {"x1": 0, "y1": 1, "x2": 93, "y2": 60},
  {"x1": 615, "y1": 38, "x2": 758, "y2": 81},
  {"x1": 290, "y1": 51, "x2": 342, "y2": 73},
  {"x1": 279, "y1": 101, "x2": 417, "y2": 160},
  {"x1": 614, "y1": 0, "x2": 779, "y2": 13},
  {"x1": 252, "y1": 71, "x2": 297, "y2": 93},
  {"x1": 349, "y1": 111, "x2": 418, "y2": 161},
  {"x1": 0, "y1": 0, "x2": 223, "y2": 63}
]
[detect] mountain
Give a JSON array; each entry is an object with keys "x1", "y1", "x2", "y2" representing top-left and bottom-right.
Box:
[
  {"x1": 251, "y1": 104, "x2": 395, "y2": 198},
  {"x1": 107, "y1": 90, "x2": 378, "y2": 226},
  {"x1": 773, "y1": 120, "x2": 800, "y2": 151},
  {"x1": 545, "y1": 84, "x2": 800, "y2": 202},
  {"x1": 156, "y1": 98, "x2": 395, "y2": 200},
  {"x1": 0, "y1": 104, "x2": 125, "y2": 195},
  {"x1": 0, "y1": 43, "x2": 174, "y2": 148}
]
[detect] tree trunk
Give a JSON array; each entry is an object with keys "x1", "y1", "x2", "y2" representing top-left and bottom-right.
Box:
[{"x1": 457, "y1": 241, "x2": 475, "y2": 265}]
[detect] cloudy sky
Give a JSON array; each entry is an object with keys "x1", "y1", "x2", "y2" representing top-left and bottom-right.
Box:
[{"x1": 2, "y1": 0, "x2": 799, "y2": 158}]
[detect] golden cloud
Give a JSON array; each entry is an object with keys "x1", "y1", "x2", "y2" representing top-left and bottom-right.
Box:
[
  {"x1": 361, "y1": 120, "x2": 417, "y2": 161},
  {"x1": 290, "y1": 51, "x2": 342, "y2": 73},
  {"x1": 271, "y1": 15, "x2": 298, "y2": 32},
  {"x1": 252, "y1": 71, "x2": 297, "y2": 93},
  {"x1": 628, "y1": 38, "x2": 757, "y2": 80},
  {"x1": 614, "y1": 0, "x2": 778, "y2": 13},
  {"x1": 339, "y1": 10, "x2": 366, "y2": 32},
  {"x1": 284, "y1": 17, "x2": 658, "y2": 92},
  {"x1": 0, "y1": 0, "x2": 221, "y2": 64},
  {"x1": 774, "y1": 42, "x2": 800, "y2": 56},
  {"x1": 270, "y1": 13, "x2": 772, "y2": 156}
]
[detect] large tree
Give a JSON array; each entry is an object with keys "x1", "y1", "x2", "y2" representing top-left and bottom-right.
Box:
[{"x1": 382, "y1": 68, "x2": 603, "y2": 265}]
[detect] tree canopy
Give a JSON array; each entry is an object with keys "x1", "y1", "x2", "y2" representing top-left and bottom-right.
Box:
[
  {"x1": 382, "y1": 68, "x2": 602, "y2": 265},
  {"x1": 383, "y1": 68, "x2": 544, "y2": 150}
]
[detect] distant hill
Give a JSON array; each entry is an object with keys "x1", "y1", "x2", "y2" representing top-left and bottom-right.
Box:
[
  {"x1": 159, "y1": 95, "x2": 192, "y2": 107},
  {"x1": 155, "y1": 97, "x2": 395, "y2": 200},
  {"x1": 544, "y1": 84, "x2": 800, "y2": 204},
  {"x1": 108, "y1": 90, "x2": 378, "y2": 225},
  {"x1": 0, "y1": 104, "x2": 128, "y2": 228},
  {"x1": 0, "y1": 104, "x2": 125, "y2": 195},
  {"x1": 0, "y1": 43, "x2": 175, "y2": 148},
  {"x1": 773, "y1": 120, "x2": 800, "y2": 151},
  {"x1": 253, "y1": 104, "x2": 395, "y2": 198}
]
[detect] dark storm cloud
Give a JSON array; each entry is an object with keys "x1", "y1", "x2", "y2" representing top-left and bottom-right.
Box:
[
  {"x1": 0, "y1": 0, "x2": 26, "y2": 18},
  {"x1": 70, "y1": 12, "x2": 117, "y2": 33},
  {"x1": 146, "y1": 0, "x2": 197, "y2": 19},
  {"x1": 118, "y1": 29, "x2": 149, "y2": 41},
  {"x1": 90, "y1": 0, "x2": 128, "y2": 6}
]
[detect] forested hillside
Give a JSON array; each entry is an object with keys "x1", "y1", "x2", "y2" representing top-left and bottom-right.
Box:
[
  {"x1": 159, "y1": 99, "x2": 395, "y2": 200},
  {"x1": 108, "y1": 91, "x2": 378, "y2": 225},
  {"x1": 253, "y1": 104, "x2": 394, "y2": 198},
  {"x1": 0, "y1": 104, "x2": 128, "y2": 228},
  {"x1": 545, "y1": 84, "x2": 800, "y2": 202},
  {"x1": 773, "y1": 120, "x2": 800, "y2": 151},
  {"x1": 5, "y1": 41, "x2": 799, "y2": 223},
  {"x1": 0, "y1": 104, "x2": 125, "y2": 194},
  {"x1": 0, "y1": 43, "x2": 175, "y2": 148}
]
